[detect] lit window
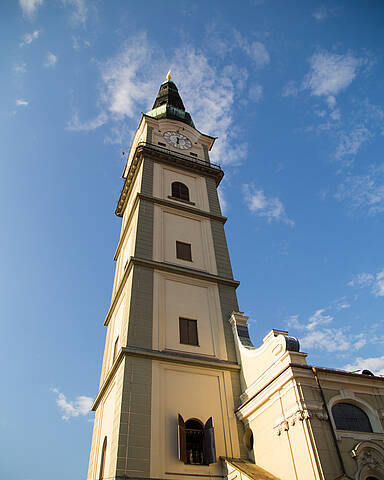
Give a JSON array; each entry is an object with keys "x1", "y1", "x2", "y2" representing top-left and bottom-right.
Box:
[
  {"x1": 332, "y1": 403, "x2": 372, "y2": 432},
  {"x1": 178, "y1": 414, "x2": 216, "y2": 465}
]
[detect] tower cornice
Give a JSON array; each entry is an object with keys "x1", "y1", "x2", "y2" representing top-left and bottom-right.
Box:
[
  {"x1": 115, "y1": 142, "x2": 223, "y2": 217},
  {"x1": 104, "y1": 256, "x2": 239, "y2": 327}
]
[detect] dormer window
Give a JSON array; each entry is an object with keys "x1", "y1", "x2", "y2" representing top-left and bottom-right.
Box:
[{"x1": 171, "y1": 182, "x2": 190, "y2": 202}]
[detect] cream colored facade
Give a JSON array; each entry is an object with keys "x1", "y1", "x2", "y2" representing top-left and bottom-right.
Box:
[{"x1": 87, "y1": 78, "x2": 384, "y2": 480}]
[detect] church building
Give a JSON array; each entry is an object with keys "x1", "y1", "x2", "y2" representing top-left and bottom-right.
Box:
[{"x1": 87, "y1": 74, "x2": 384, "y2": 480}]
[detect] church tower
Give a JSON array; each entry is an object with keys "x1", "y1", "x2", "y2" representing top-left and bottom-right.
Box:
[{"x1": 87, "y1": 74, "x2": 246, "y2": 480}]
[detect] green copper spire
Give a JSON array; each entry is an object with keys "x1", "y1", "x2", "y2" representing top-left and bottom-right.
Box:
[{"x1": 146, "y1": 73, "x2": 195, "y2": 128}]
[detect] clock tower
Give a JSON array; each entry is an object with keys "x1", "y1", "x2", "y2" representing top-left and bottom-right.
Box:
[{"x1": 87, "y1": 74, "x2": 246, "y2": 480}]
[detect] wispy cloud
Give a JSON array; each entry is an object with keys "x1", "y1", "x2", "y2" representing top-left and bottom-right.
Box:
[
  {"x1": 303, "y1": 51, "x2": 362, "y2": 114},
  {"x1": 281, "y1": 80, "x2": 299, "y2": 97},
  {"x1": 234, "y1": 32, "x2": 270, "y2": 68},
  {"x1": 16, "y1": 99, "x2": 29, "y2": 106},
  {"x1": 19, "y1": 29, "x2": 40, "y2": 47},
  {"x1": 44, "y1": 52, "x2": 58, "y2": 67},
  {"x1": 243, "y1": 184, "x2": 294, "y2": 226},
  {"x1": 19, "y1": 0, "x2": 43, "y2": 19},
  {"x1": 249, "y1": 84, "x2": 263, "y2": 103},
  {"x1": 336, "y1": 164, "x2": 384, "y2": 215},
  {"x1": 61, "y1": 0, "x2": 88, "y2": 26},
  {"x1": 348, "y1": 267, "x2": 384, "y2": 297},
  {"x1": 70, "y1": 33, "x2": 249, "y2": 165},
  {"x1": 51, "y1": 388, "x2": 93, "y2": 420},
  {"x1": 14, "y1": 63, "x2": 27, "y2": 76},
  {"x1": 67, "y1": 112, "x2": 108, "y2": 131},
  {"x1": 312, "y1": 5, "x2": 339, "y2": 22},
  {"x1": 288, "y1": 308, "x2": 366, "y2": 353},
  {"x1": 345, "y1": 355, "x2": 384, "y2": 376}
]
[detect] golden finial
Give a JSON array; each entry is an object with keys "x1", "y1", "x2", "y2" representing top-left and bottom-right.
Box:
[{"x1": 166, "y1": 69, "x2": 171, "y2": 81}]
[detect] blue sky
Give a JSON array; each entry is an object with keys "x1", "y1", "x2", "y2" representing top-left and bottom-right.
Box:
[{"x1": 1, "y1": 0, "x2": 384, "y2": 478}]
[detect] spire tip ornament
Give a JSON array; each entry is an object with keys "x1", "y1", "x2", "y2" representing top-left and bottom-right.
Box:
[{"x1": 166, "y1": 69, "x2": 171, "y2": 81}]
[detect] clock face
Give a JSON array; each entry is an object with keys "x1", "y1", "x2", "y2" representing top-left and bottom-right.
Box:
[{"x1": 163, "y1": 131, "x2": 192, "y2": 150}]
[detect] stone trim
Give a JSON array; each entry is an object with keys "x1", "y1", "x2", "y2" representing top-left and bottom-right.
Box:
[
  {"x1": 113, "y1": 194, "x2": 227, "y2": 263},
  {"x1": 116, "y1": 144, "x2": 224, "y2": 217},
  {"x1": 105, "y1": 258, "x2": 239, "y2": 327},
  {"x1": 92, "y1": 346, "x2": 240, "y2": 410},
  {"x1": 139, "y1": 193, "x2": 227, "y2": 223},
  {"x1": 132, "y1": 257, "x2": 239, "y2": 287}
]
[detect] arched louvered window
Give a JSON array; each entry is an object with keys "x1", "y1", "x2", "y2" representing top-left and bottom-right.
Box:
[
  {"x1": 332, "y1": 403, "x2": 372, "y2": 432},
  {"x1": 178, "y1": 414, "x2": 216, "y2": 465},
  {"x1": 171, "y1": 182, "x2": 190, "y2": 202},
  {"x1": 98, "y1": 436, "x2": 107, "y2": 480}
]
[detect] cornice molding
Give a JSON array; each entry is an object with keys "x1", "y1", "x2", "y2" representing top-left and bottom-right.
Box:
[
  {"x1": 104, "y1": 256, "x2": 240, "y2": 326},
  {"x1": 139, "y1": 193, "x2": 227, "y2": 223},
  {"x1": 92, "y1": 346, "x2": 240, "y2": 410},
  {"x1": 116, "y1": 143, "x2": 224, "y2": 217}
]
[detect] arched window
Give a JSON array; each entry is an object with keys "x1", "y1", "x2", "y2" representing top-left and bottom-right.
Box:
[
  {"x1": 171, "y1": 182, "x2": 190, "y2": 202},
  {"x1": 332, "y1": 403, "x2": 372, "y2": 432},
  {"x1": 98, "y1": 436, "x2": 107, "y2": 480},
  {"x1": 178, "y1": 414, "x2": 216, "y2": 465}
]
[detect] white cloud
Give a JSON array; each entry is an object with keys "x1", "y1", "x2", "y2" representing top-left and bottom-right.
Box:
[
  {"x1": 243, "y1": 184, "x2": 294, "y2": 226},
  {"x1": 51, "y1": 388, "x2": 93, "y2": 420},
  {"x1": 312, "y1": 5, "x2": 339, "y2": 22},
  {"x1": 345, "y1": 355, "x2": 384, "y2": 376},
  {"x1": 336, "y1": 164, "x2": 384, "y2": 215},
  {"x1": 61, "y1": 0, "x2": 88, "y2": 26},
  {"x1": 71, "y1": 34, "x2": 248, "y2": 166},
  {"x1": 44, "y1": 52, "x2": 58, "y2": 67},
  {"x1": 14, "y1": 63, "x2": 27, "y2": 76},
  {"x1": 217, "y1": 187, "x2": 227, "y2": 214},
  {"x1": 16, "y1": 99, "x2": 29, "y2": 106},
  {"x1": 304, "y1": 51, "x2": 362, "y2": 98},
  {"x1": 281, "y1": 81, "x2": 298, "y2": 97},
  {"x1": 306, "y1": 309, "x2": 333, "y2": 330},
  {"x1": 19, "y1": 29, "x2": 40, "y2": 47},
  {"x1": 61, "y1": 0, "x2": 87, "y2": 25},
  {"x1": 233, "y1": 31, "x2": 270, "y2": 68},
  {"x1": 249, "y1": 84, "x2": 263, "y2": 103},
  {"x1": 288, "y1": 307, "x2": 366, "y2": 353},
  {"x1": 300, "y1": 328, "x2": 358, "y2": 352},
  {"x1": 349, "y1": 268, "x2": 384, "y2": 297},
  {"x1": 334, "y1": 126, "x2": 372, "y2": 161},
  {"x1": 67, "y1": 112, "x2": 108, "y2": 131},
  {"x1": 19, "y1": 0, "x2": 43, "y2": 19}
]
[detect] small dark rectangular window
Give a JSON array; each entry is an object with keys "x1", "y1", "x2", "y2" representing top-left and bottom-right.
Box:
[
  {"x1": 176, "y1": 241, "x2": 192, "y2": 261},
  {"x1": 158, "y1": 142, "x2": 166, "y2": 147},
  {"x1": 179, "y1": 318, "x2": 198, "y2": 346},
  {"x1": 190, "y1": 152, "x2": 197, "y2": 157}
]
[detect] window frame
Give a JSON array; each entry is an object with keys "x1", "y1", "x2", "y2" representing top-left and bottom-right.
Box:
[
  {"x1": 178, "y1": 414, "x2": 216, "y2": 465},
  {"x1": 171, "y1": 181, "x2": 190, "y2": 202},
  {"x1": 332, "y1": 402, "x2": 373, "y2": 433},
  {"x1": 176, "y1": 241, "x2": 192, "y2": 262},
  {"x1": 179, "y1": 317, "x2": 199, "y2": 346}
]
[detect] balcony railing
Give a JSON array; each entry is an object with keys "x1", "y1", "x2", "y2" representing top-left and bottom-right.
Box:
[{"x1": 136, "y1": 141, "x2": 222, "y2": 172}]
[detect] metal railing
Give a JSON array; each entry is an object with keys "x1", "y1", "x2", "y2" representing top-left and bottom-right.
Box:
[{"x1": 136, "y1": 141, "x2": 222, "y2": 172}]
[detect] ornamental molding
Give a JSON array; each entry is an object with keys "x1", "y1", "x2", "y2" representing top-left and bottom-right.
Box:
[
  {"x1": 351, "y1": 441, "x2": 384, "y2": 480},
  {"x1": 274, "y1": 408, "x2": 328, "y2": 436}
]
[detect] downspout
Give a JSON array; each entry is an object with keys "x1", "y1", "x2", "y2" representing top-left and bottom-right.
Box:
[{"x1": 311, "y1": 367, "x2": 353, "y2": 480}]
